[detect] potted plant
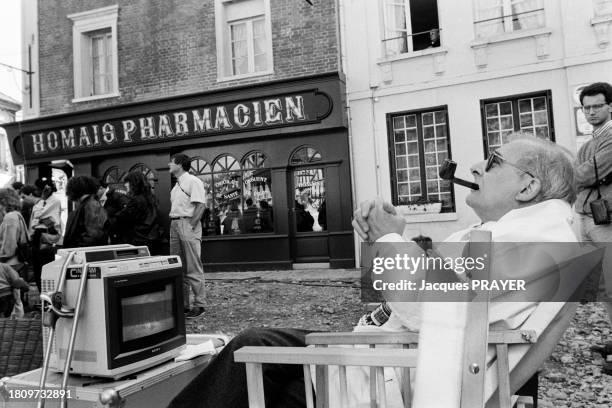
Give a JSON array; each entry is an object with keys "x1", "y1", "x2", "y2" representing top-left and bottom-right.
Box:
[{"x1": 399, "y1": 197, "x2": 442, "y2": 214}]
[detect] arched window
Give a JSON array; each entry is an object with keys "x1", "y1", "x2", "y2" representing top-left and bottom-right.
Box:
[
  {"x1": 199, "y1": 153, "x2": 274, "y2": 235},
  {"x1": 242, "y1": 151, "x2": 266, "y2": 169},
  {"x1": 212, "y1": 154, "x2": 242, "y2": 215},
  {"x1": 190, "y1": 157, "x2": 213, "y2": 206},
  {"x1": 213, "y1": 154, "x2": 241, "y2": 172},
  {"x1": 241, "y1": 151, "x2": 272, "y2": 212},
  {"x1": 290, "y1": 146, "x2": 326, "y2": 232},
  {"x1": 290, "y1": 146, "x2": 322, "y2": 165},
  {"x1": 190, "y1": 157, "x2": 211, "y2": 175},
  {"x1": 102, "y1": 166, "x2": 126, "y2": 191},
  {"x1": 129, "y1": 163, "x2": 157, "y2": 189}
]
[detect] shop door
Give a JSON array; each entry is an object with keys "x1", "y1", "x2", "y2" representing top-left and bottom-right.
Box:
[{"x1": 289, "y1": 147, "x2": 329, "y2": 263}]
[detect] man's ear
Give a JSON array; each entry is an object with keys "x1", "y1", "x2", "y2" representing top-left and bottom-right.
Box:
[{"x1": 515, "y1": 177, "x2": 541, "y2": 202}]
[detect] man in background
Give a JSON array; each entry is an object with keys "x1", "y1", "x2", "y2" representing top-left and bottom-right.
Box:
[
  {"x1": 574, "y1": 82, "x2": 612, "y2": 374},
  {"x1": 168, "y1": 153, "x2": 206, "y2": 319},
  {"x1": 19, "y1": 185, "x2": 39, "y2": 227}
]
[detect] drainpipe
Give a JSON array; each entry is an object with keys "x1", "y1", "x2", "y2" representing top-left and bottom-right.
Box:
[{"x1": 336, "y1": 0, "x2": 362, "y2": 268}]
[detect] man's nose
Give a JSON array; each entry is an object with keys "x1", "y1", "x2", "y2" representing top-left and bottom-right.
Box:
[{"x1": 470, "y1": 161, "x2": 485, "y2": 177}]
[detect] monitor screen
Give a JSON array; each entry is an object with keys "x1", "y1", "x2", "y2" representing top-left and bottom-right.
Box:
[{"x1": 121, "y1": 283, "x2": 175, "y2": 342}]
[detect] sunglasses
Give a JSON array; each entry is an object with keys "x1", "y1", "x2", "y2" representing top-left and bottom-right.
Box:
[{"x1": 486, "y1": 150, "x2": 535, "y2": 178}]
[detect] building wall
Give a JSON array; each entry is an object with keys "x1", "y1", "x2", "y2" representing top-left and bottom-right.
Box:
[
  {"x1": 36, "y1": 0, "x2": 339, "y2": 116},
  {"x1": 344, "y1": 0, "x2": 612, "y2": 244}
]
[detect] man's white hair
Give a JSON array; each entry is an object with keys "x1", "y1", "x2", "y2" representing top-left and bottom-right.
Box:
[{"x1": 506, "y1": 132, "x2": 576, "y2": 204}]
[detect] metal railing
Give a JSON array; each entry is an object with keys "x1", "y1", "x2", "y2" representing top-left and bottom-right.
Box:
[{"x1": 382, "y1": 28, "x2": 442, "y2": 57}]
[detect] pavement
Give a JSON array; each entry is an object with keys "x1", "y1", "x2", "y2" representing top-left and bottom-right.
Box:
[{"x1": 205, "y1": 268, "x2": 361, "y2": 281}]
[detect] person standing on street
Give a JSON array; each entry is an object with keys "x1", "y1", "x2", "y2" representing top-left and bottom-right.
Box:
[
  {"x1": 169, "y1": 153, "x2": 206, "y2": 319},
  {"x1": 574, "y1": 82, "x2": 612, "y2": 374},
  {"x1": 29, "y1": 178, "x2": 62, "y2": 293}
]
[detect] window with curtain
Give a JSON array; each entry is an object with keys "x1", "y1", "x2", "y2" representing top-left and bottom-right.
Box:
[
  {"x1": 388, "y1": 108, "x2": 454, "y2": 211},
  {"x1": 481, "y1": 91, "x2": 554, "y2": 155},
  {"x1": 217, "y1": 0, "x2": 272, "y2": 79},
  {"x1": 229, "y1": 17, "x2": 267, "y2": 75},
  {"x1": 382, "y1": 0, "x2": 441, "y2": 57},
  {"x1": 90, "y1": 29, "x2": 113, "y2": 96},
  {"x1": 474, "y1": 0, "x2": 545, "y2": 38},
  {"x1": 68, "y1": 6, "x2": 119, "y2": 100}
]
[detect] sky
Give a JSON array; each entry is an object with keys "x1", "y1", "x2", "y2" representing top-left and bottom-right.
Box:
[{"x1": 0, "y1": 0, "x2": 23, "y2": 105}]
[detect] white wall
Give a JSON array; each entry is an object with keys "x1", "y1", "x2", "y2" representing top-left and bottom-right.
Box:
[{"x1": 343, "y1": 0, "x2": 612, "y2": 253}]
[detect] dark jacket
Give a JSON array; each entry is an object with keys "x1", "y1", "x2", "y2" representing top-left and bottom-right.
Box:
[
  {"x1": 63, "y1": 195, "x2": 109, "y2": 248},
  {"x1": 104, "y1": 189, "x2": 129, "y2": 243},
  {"x1": 114, "y1": 194, "x2": 160, "y2": 247}
]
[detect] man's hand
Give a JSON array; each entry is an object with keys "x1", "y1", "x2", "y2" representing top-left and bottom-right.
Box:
[
  {"x1": 366, "y1": 198, "x2": 406, "y2": 242},
  {"x1": 352, "y1": 198, "x2": 399, "y2": 242}
]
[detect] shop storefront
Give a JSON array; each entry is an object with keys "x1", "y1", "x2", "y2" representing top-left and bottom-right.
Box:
[{"x1": 3, "y1": 73, "x2": 355, "y2": 270}]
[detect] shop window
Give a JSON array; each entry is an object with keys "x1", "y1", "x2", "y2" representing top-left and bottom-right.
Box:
[
  {"x1": 387, "y1": 107, "x2": 455, "y2": 211},
  {"x1": 290, "y1": 147, "x2": 327, "y2": 232},
  {"x1": 192, "y1": 152, "x2": 275, "y2": 236},
  {"x1": 102, "y1": 166, "x2": 126, "y2": 192},
  {"x1": 68, "y1": 5, "x2": 119, "y2": 102},
  {"x1": 215, "y1": 0, "x2": 273, "y2": 80},
  {"x1": 481, "y1": 91, "x2": 554, "y2": 155},
  {"x1": 382, "y1": 0, "x2": 441, "y2": 57},
  {"x1": 129, "y1": 163, "x2": 158, "y2": 191},
  {"x1": 241, "y1": 151, "x2": 273, "y2": 233},
  {"x1": 473, "y1": 0, "x2": 545, "y2": 38}
]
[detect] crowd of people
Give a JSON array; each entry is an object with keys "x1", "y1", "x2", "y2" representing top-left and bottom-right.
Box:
[{"x1": 0, "y1": 170, "x2": 162, "y2": 318}]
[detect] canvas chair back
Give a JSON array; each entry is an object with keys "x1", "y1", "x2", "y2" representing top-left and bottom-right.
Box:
[{"x1": 235, "y1": 230, "x2": 493, "y2": 408}]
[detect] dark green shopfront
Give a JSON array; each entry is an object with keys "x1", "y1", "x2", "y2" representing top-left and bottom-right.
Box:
[{"x1": 3, "y1": 73, "x2": 355, "y2": 270}]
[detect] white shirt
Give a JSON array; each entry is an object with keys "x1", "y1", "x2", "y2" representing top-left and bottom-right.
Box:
[{"x1": 170, "y1": 172, "x2": 206, "y2": 217}]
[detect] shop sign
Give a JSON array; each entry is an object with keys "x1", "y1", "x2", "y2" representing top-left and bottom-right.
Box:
[{"x1": 15, "y1": 91, "x2": 331, "y2": 160}]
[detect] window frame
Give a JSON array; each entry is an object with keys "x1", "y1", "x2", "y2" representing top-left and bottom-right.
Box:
[
  {"x1": 68, "y1": 5, "x2": 120, "y2": 102},
  {"x1": 386, "y1": 105, "x2": 456, "y2": 212},
  {"x1": 380, "y1": 0, "x2": 441, "y2": 57},
  {"x1": 215, "y1": 0, "x2": 274, "y2": 82},
  {"x1": 473, "y1": 0, "x2": 546, "y2": 39},
  {"x1": 479, "y1": 90, "x2": 555, "y2": 158}
]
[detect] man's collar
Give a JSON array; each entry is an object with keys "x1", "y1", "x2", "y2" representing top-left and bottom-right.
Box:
[{"x1": 593, "y1": 119, "x2": 612, "y2": 138}]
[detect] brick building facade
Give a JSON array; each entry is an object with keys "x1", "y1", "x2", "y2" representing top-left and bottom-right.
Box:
[
  {"x1": 36, "y1": 0, "x2": 339, "y2": 116},
  {"x1": 4, "y1": 0, "x2": 354, "y2": 270}
]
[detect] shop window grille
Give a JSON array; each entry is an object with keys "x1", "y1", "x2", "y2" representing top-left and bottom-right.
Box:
[
  {"x1": 190, "y1": 157, "x2": 212, "y2": 175},
  {"x1": 290, "y1": 146, "x2": 322, "y2": 165},
  {"x1": 129, "y1": 163, "x2": 158, "y2": 189},
  {"x1": 213, "y1": 154, "x2": 241, "y2": 172},
  {"x1": 242, "y1": 151, "x2": 267, "y2": 169},
  {"x1": 102, "y1": 166, "x2": 126, "y2": 191}
]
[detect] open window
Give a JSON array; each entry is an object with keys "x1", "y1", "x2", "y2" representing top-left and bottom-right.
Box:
[{"x1": 382, "y1": 0, "x2": 441, "y2": 57}]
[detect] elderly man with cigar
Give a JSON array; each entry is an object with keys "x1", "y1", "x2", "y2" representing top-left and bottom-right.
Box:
[{"x1": 168, "y1": 134, "x2": 578, "y2": 408}]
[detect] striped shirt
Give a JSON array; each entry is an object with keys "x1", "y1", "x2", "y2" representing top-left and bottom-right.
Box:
[{"x1": 593, "y1": 119, "x2": 612, "y2": 138}]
